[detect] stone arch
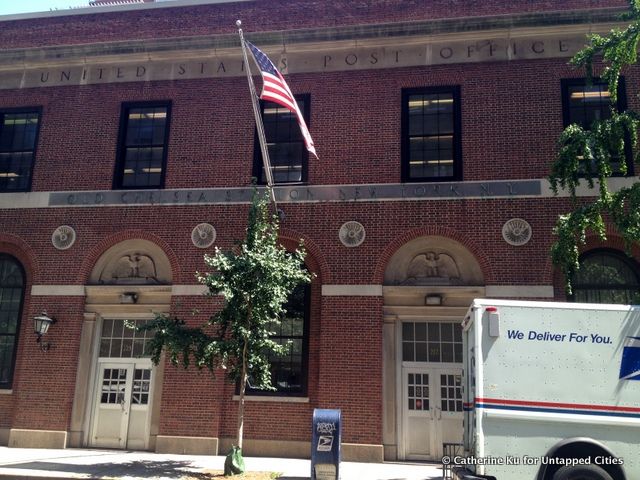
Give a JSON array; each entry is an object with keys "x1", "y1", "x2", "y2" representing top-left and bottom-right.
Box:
[
  {"x1": 383, "y1": 235, "x2": 484, "y2": 287},
  {"x1": 374, "y1": 226, "x2": 490, "y2": 285},
  {"x1": 89, "y1": 240, "x2": 172, "y2": 285},
  {"x1": 78, "y1": 230, "x2": 179, "y2": 285}
]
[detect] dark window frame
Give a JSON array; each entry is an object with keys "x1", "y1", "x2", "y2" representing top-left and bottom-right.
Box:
[
  {"x1": 113, "y1": 101, "x2": 172, "y2": 190},
  {"x1": 561, "y1": 77, "x2": 633, "y2": 176},
  {"x1": 252, "y1": 95, "x2": 310, "y2": 185},
  {"x1": 0, "y1": 254, "x2": 25, "y2": 390},
  {"x1": 401, "y1": 86, "x2": 462, "y2": 183},
  {"x1": 245, "y1": 282, "x2": 311, "y2": 397},
  {"x1": 0, "y1": 106, "x2": 42, "y2": 193},
  {"x1": 570, "y1": 248, "x2": 640, "y2": 304}
]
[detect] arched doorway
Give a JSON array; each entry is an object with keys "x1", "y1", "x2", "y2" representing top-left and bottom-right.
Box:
[
  {"x1": 382, "y1": 236, "x2": 484, "y2": 461},
  {"x1": 70, "y1": 239, "x2": 172, "y2": 451}
]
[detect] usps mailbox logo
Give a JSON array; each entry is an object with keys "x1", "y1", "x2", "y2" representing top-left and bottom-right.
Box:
[
  {"x1": 317, "y1": 435, "x2": 334, "y2": 452},
  {"x1": 619, "y1": 337, "x2": 640, "y2": 381}
]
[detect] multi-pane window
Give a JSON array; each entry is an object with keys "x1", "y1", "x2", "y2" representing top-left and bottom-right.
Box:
[
  {"x1": 561, "y1": 78, "x2": 632, "y2": 175},
  {"x1": 254, "y1": 96, "x2": 309, "y2": 184},
  {"x1": 248, "y1": 283, "x2": 309, "y2": 396},
  {"x1": 0, "y1": 109, "x2": 41, "y2": 192},
  {"x1": 571, "y1": 249, "x2": 640, "y2": 304},
  {"x1": 402, "y1": 322, "x2": 462, "y2": 363},
  {"x1": 99, "y1": 319, "x2": 153, "y2": 358},
  {"x1": 0, "y1": 255, "x2": 25, "y2": 389},
  {"x1": 402, "y1": 87, "x2": 461, "y2": 182},
  {"x1": 114, "y1": 103, "x2": 170, "y2": 189}
]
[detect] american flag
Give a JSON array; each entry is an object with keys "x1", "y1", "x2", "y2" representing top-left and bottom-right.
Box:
[{"x1": 245, "y1": 41, "x2": 317, "y2": 158}]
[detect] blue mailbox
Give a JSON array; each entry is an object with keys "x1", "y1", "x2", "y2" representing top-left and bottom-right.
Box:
[{"x1": 311, "y1": 408, "x2": 341, "y2": 480}]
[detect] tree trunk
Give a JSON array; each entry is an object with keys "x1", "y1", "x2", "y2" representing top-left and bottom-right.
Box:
[{"x1": 237, "y1": 338, "x2": 248, "y2": 450}]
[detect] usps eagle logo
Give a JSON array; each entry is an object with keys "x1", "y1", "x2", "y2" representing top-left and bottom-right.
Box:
[{"x1": 619, "y1": 337, "x2": 640, "y2": 381}]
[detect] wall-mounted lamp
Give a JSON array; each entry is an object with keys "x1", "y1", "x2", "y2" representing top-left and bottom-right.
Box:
[
  {"x1": 120, "y1": 292, "x2": 138, "y2": 304},
  {"x1": 425, "y1": 294, "x2": 443, "y2": 306},
  {"x1": 33, "y1": 312, "x2": 56, "y2": 352}
]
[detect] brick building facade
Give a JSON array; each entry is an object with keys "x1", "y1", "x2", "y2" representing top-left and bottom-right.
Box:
[{"x1": 0, "y1": 0, "x2": 638, "y2": 462}]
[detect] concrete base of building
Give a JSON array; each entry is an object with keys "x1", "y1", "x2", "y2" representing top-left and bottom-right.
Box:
[
  {"x1": 0, "y1": 428, "x2": 8, "y2": 446},
  {"x1": 343, "y1": 443, "x2": 384, "y2": 463},
  {"x1": 383, "y1": 444, "x2": 398, "y2": 461},
  {"x1": 156, "y1": 436, "x2": 384, "y2": 463},
  {"x1": 155, "y1": 435, "x2": 219, "y2": 455},
  {"x1": 8, "y1": 429, "x2": 67, "y2": 448},
  {"x1": 67, "y1": 430, "x2": 82, "y2": 448},
  {"x1": 219, "y1": 438, "x2": 310, "y2": 459}
]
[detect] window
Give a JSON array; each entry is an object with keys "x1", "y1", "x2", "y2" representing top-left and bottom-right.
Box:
[
  {"x1": 0, "y1": 255, "x2": 25, "y2": 389},
  {"x1": 247, "y1": 282, "x2": 310, "y2": 396},
  {"x1": 253, "y1": 96, "x2": 309, "y2": 184},
  {"x1": 571, "y1": 249, "x2": 640, "y2": 304},
  {"x1": 402, "y1": 322, "x2": 462, "y2": 363},
  {"x1": 98, "y1": 319, "x2": 153, "y2": 358},
  {"x1": 0, "y1": 108, "x2": 41, "y2": 192},
  {"x1": 402, "y1": 87, "x2": 461, "y2": 182},
  {"x1": 561, "y1": 78, "x2": 632, "y2": 175},
  {"x1": 114, "y1": 102, "x2": 170, "y2": 189}
]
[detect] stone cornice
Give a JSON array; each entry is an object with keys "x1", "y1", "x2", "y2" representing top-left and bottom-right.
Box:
[
  {"x1": 0, "y1": 0, "x2": 249, "y2": 22},
  {"x1": 0, "y1": 7, "x2": 627, "y2": 69}
]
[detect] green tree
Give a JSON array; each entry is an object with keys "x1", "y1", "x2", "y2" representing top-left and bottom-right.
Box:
[
  {"x1": 138, "y1": 191, "x2": 312, "y2": 474},
  {"x1": 549, "y1": 0, "x2": 640, "y2": 294}
]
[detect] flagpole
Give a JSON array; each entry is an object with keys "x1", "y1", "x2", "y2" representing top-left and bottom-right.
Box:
[{"x1": 236, "y1": 20, "x2": 279, "y2": 212}]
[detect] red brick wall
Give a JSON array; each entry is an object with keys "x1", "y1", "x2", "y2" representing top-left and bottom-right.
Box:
[
  {"x1": 317, "y1": 297, "x2": 383, "y2": 444},
  {"x1": 0, "y1": 0, "x2": 627, "y2": 49},
  {"x1": 1, "y1": 58, "x2": 637, "y2": 194},
  {"x1": 10, "y1": 297, "x2": 85, "y2": 431}
]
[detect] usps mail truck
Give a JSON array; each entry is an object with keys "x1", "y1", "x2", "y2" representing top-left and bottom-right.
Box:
[{"x1": 453, "y1": 299, "x2": 640, "y2": 480}]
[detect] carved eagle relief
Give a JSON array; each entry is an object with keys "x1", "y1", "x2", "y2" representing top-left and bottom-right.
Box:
[
  {"x1": 404, "y1": 252, "x2": 461, "y2": 285},
  {"x1": 103, "y1": 253, "x2": 159, "y2": 284}
]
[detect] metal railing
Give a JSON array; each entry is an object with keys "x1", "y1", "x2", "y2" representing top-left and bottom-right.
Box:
[{"x1": 442, "y1": 442, "x2": 463, "y2": 479}]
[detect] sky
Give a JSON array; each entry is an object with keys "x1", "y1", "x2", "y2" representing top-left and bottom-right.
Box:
[{"x1": 0, "y1": 1, "x2": 97, "y2": 16}]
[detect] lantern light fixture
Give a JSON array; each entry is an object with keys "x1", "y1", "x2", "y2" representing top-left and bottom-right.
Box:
[{"x1": 33, "y1": 312, "x2": 56, "y2": 352}]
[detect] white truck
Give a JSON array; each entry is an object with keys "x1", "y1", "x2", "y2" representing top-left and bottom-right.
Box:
[{"x1": 453, "y1": 299, "x2": 640, "y2": 480}]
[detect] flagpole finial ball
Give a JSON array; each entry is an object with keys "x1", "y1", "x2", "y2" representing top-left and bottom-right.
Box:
[{"x1": 236, "y1": 20, "x2": 242, "y2": 27}]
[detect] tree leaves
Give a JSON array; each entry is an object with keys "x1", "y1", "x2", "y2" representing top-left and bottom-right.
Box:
[
  {"x1": 549, "y1": 0, "x2": 640, "y2": 293},
  {"x1": 137, "y1": 190, "x2": 312, "y2": 389}
]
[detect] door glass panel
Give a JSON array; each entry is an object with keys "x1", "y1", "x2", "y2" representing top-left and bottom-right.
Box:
[
  {"x1": 440, "y1": 374, "x2": 463, "y2": 412},
  {"x1": 132, "y1": 368, "x2": 151, "y2": 405},
  {"x1": 100, "y1": 368, "x2": 127, "y2": 404},
  {"x1": 407, "y1": 373, "x2": 429, "y2": 411}
]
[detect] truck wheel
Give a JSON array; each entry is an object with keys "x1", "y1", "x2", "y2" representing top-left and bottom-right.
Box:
[{"x1": 551, "y1": 464, "x2": 614, "y2": 480}]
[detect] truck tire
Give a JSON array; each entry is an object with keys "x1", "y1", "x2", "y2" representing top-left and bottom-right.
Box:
[{"x1": 551, "y1": 464, "x2": 614, "y2": 480}]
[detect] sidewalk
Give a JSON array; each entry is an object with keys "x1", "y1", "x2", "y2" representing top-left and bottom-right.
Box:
[{"x1": 0, "y1": 448, "x2": 444, "y2": 480}]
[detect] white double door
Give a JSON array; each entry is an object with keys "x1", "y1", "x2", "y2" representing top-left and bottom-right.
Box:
[
  {"x1": 401, "y1": 365, "x2": 463, "y2": 460},
  {"x1": 90, "y1": 360, "x2": 153, "y2": 450}
]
